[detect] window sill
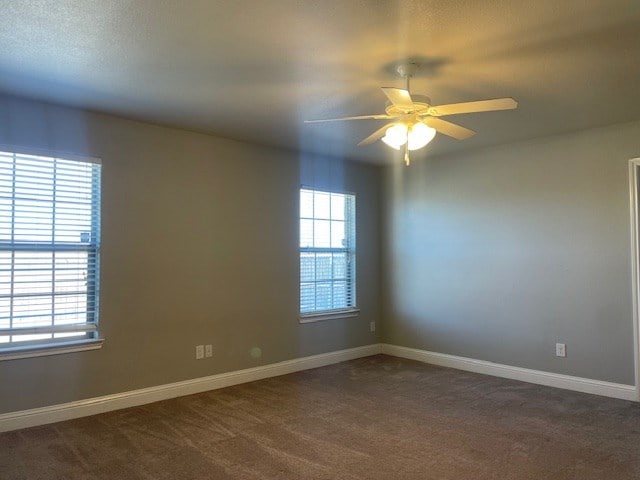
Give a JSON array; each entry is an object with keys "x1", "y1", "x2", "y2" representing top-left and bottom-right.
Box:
[
  {"x1": 0, "y1": 338, "x2": 104, "y2": 361},
  {"x1": 299, "y1": 308, "x2": 360, "y2": 323}
]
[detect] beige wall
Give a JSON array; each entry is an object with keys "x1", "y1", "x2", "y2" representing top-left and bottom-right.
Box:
[
  {"x1": 0, "y1": 95, "x2": 381, "y2": 414},
  {"x1": 382, "y1": 121, "x2": 640, "y2": 385}
]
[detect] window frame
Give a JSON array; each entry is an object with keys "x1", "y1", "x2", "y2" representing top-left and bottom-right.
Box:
[
  {"x1": 298, "y1": 186, "x2": 359, "y2": 323},
  {"x1": 0, "y1": 147, "x2": 103, "y2": 361}
]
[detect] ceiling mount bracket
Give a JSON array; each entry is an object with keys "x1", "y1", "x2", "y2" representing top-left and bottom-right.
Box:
[
  {"x1": 396, "y1": 62, "x2": 420, "y2": 79},
  {"x1": 396, "y1": 62, "x2": 420, "y2": 90}
]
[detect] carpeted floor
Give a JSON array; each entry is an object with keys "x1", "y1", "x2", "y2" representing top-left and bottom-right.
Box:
[{"x1": 2, "y1": 354, "x2": 640, "y2": 479}]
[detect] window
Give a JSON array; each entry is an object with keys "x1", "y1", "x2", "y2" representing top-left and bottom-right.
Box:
[
  {"x1": 299, "y1": 187, "x2": 357, "y2": 320},
  {"x1": 0, "y1": 150, "x2": 102, "y2": 359}
]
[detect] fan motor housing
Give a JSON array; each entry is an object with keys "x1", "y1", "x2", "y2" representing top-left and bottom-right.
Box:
[{"x1": 385, "y1": 95, "x2": 431, "y2": 116}]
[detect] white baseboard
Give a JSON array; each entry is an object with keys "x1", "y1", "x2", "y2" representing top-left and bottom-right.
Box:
[
  {"x1": 0, "y1": 343, "x2": 382, "y2": 432},
  {"x1": 2, "y1": 342, "x2": 636, "y2": 432},
  {"x1": 382, "y1": 344, "x2": 639, "y2": 402}
]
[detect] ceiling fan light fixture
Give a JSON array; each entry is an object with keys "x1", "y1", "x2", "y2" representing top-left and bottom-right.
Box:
[
  {"x1": 305, "y1": 62, "x2": 517, "y2": 164},
  {"x1": 381, "y1": 122, "x2": 436, "y2": 151}
]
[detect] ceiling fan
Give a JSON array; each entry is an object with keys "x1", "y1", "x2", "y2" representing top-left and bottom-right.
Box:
[{"x1": 305, "y1": 63, "x2": 518, "y2": 165}]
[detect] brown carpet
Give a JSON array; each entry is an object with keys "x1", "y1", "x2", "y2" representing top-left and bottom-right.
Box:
[{"x1": 1, "y1": 354, "x2": 640, "y2": 479}]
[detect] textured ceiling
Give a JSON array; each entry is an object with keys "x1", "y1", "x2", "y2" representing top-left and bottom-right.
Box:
[{"x1": 0, "y1": 0, "x2": 639, "y2": 163}]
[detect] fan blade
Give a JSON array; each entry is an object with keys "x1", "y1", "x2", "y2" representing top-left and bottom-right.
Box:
[
  {"x1": 305, "y1": 114, "x2": 396, "y2": 123},
  {"x1": 427, "y1": 98, "x2": 518, "y2": 116},
  {"x1": 358, "y1": 123, "x2": 396, "y2": 146},
  {"x1": 381, "y1": 87, "x2": 414, "y2": 109},
  {"x1": 422, "y1": 118, "x2": 476, "y2": 140}
]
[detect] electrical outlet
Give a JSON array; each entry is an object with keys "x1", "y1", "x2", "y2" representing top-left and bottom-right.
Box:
[
  {"x1": 196, "y1": 345, "x2": 204, "y2": 360},
  {"x1": 369, "y1": 321, "x2": 376, "y2": 332},
  {"x1": 205, "y1": 344, "x2": 213, "y2": 358},
  {"x1": 555, "y1": 343, "x2": 566, "y2": 358}
]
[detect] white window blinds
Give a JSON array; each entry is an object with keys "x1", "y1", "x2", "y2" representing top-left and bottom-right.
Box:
[
  {"x1": 0, "y1": 151, "x2": 101, "y2": 349},
  {"x1": 300, "y1": 188, "x2": 356, "y2": 314}
]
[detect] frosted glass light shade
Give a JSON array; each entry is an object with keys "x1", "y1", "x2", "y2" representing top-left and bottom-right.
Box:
[
  {"x1": 407, "y1": 122, "x2": 436, "y2": 150},
  {"x1": 381, "y1": 124, "x2": 408, "y2": 150}
]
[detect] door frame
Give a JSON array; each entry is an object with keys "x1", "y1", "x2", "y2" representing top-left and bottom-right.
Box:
[{"x1": 627, "y1": 158, "x2": 640, "y2": 400}]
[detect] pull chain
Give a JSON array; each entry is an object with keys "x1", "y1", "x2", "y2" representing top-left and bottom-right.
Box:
[{"x1": 404, "y1": 73, "x2": 411, "y2": 166}]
